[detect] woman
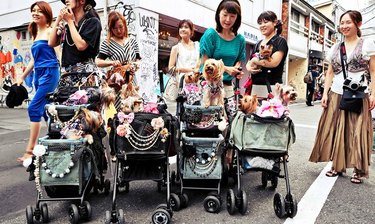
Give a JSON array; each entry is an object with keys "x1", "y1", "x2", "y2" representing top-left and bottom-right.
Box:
[
  {"x1": 168, "y1": 19, "x2": 200, "y2": 78},
  {"x1": 49, "y1": 0, "x2": 101, "y2": 87},
  {"x1": 246, "y1": 11, "x2": 288, "y2": 99},
  {"x1": 166, "y1": 19, "x2": 200, "y2": 113},
  {"x1": 16, "y1": 1, "x2": 60, "y2": 162},
  {"x1": 96, "y1": 11, "x2": 141, "y2": 70},
  {"x1": 199, "y1": 0, "x2": 245, "y2": 98},
  {"x1": 95, "y1": 11, "x2": 141, "y2": 162},
  {"x1": 309, "y1": 10, "x2": 375, "y2": 184}
]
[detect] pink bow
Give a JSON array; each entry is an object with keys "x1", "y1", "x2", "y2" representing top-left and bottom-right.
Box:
[
  {"x1": 184, "y1": 83, "x2": 199, "y2": 93},
  {"x1": 117, "y1": 112, "x2": 134, "y2": 124}
]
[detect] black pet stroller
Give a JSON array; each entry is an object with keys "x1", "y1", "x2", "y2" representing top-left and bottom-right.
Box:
[
  {"x1": 229, "y1": 111, "x2": 298, "y2": 218},
  {"x1": 25, "y1": 103, "x2": 110, "y2": 224},
  {"x1": 105, "y1": 109, "x2": 178, "y2": 224}
]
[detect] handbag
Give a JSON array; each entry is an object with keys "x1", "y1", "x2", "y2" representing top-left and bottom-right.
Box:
[
  {"x1": 338, "y1": 42, "x2": 365, "y2": 114},
  {"x1": 163, "y1": 66, "x2": 179, "y2": 102}
]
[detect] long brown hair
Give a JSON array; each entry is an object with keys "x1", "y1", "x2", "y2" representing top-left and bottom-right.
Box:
[
  {"x1": 107, "y1": 11, "x2": 128, "y2": 42},
  {"x1": 339, "y1": 10, "x2": 362, "y2": 37},
  {"x1": 28, "y1": 1, "x2": 53, "y2": 40}
]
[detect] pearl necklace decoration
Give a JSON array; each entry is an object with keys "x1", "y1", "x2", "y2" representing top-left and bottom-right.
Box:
[
  {"x1": 126, "y1": 125, "x2": 162, "y2": 151},
  {"x1": 41, "y1": 145, "x2": 75, "y2": 178},
  {"x1": 34, "y1": 157, "x2": 43, "y2": 198}
]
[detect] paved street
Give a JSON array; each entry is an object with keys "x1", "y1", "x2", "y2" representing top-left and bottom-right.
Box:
[{"x1": 0, "y1": 102, "x2": 374, "y2": 224}]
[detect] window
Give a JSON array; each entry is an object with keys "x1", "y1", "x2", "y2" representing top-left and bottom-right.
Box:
[
  {"x1": 291, "y1": 8, "x2": 300, "y2": 33},
  {"x1": 21, "y1": 31, "x2": 27, "y2": 41},
  {"x1": 312, "y1": 21, "x2": 319, "y2": 33}
]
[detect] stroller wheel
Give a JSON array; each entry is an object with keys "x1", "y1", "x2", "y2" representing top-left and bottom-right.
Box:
[
  {"x1": 40, "y1": 203, "x2": 49, "y2": 223},
  {"x1": 169, "y1": 193, "x2": 181, "y2": 211},
  {"x1": 68, "y1": 204, "x2": 80, "y2": 224},
  {"x1": 104, "y1": 179, "x2": 111, "y2": 195},
  {"x1": 118, "y1": 209, "x2": 125, "y2": 224},
  {"x1": 204, "y1": 195, "x2": 221, "y2": 213},
  {"x1": 151, "y1": 208, "x2": 171, "y2": 224},
  {"x1": 285, "y1": 193, "x2": 298, "y2": 218},
  {"x1": 156, "y1": 204, "x2": 173, "y2": 218},
  {"x1": 81, "y1": 201, "x2": 92, "y2": 221},
  {"x1": 179, "y1": 193, "x2": 189, "y2": 208},
  {"x1": 261, "y1": 171, "x2": 268, "y2": 188},
  {"x1": 273, "y1": 193, "x2": 286, "y2": 218},
  {"x1": 226, "y1": 189, "x2": 236, "y2": 215},
  {"x1": 237, "y1": 190, "x2": 248, "y2": 215},
  {"x1": 26, "y1": 205, "x2": 34, "y2": 224}
]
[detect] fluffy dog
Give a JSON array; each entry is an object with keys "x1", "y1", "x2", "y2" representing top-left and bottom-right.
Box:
[
  {"x1": 239, "y1": 94, "x2": 258, "y2": 114},
  {"x1": 202, "y1": 59, "x2": 225, "y2": 108},
  {"x1": 120, "y1": 96, "x2": 143, "y2": 113},
  {"x1": 101, "y1": 86, "x2": 116, "y2": 108},
  {"x1": 119, "y1": 71, "x2": 140, "y2": 100},
  {"x1": 247, "y1": 44, "x2": 273, "y2": 70},
  {"x1": 273, "y1": 83, "x2": 298, "y2": 106}
]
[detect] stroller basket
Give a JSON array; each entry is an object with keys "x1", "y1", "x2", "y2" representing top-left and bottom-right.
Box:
[
  {"x1": 37, "y1": 137, "x2": 92, "y2": 190},
  {"x1": 114, "y1": 112, "x2": 177, "y2": 156},
  {"x1": 181, "y1": 133, "x2": 224, "y2": 180},
  {"x1": 181, "y1": 104, "x2": 223, "y2": 137},
  {"x1": 230, "y1": 112, "x2": 296, "y2": 154}
]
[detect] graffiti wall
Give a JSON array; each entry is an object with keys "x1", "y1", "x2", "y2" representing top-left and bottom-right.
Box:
[
  {"x1": 115, "y1": 3, "x2": 159, "y2": 103},
  {"x1": 0, "y1": 30, "x2": 34, "y2": 94}
]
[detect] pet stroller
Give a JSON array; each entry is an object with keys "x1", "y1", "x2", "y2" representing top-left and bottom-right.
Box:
[
  {"x1": 25, "y1": 103, "x2": 110, "y2": 224},
  {"x1": 228, "y1": 111, "x2": 298, "y2": 218},
  {"x1": 172, "y1": 102, "x2": 226, "y2": 213},
  {"x1": 105, "y1": 110, "x2": 178, "y2": 224}
]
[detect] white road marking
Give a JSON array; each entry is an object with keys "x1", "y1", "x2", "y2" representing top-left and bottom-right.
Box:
[
  {"x1": 284, "y1": 162, "x2": 337, "y2": 224},
  {"x1": 294, "y1": 124, "x2": 317, "y2": 129}
]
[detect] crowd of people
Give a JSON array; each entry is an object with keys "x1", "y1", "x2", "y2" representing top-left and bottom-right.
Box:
[{"x1": 13, "y1": 0, "x2": 374, "y2": 186}]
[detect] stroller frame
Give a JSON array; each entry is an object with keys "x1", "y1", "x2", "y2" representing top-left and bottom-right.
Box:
[
  {"x1": 228, "y1": 112, "x2": 298, "y2": 218},
  {"x1": 26, "y1": 137, "x2": 98, "y2": 224},
  {"x1": 105, "y1": 112, "x2": 175, "y2": 224}
]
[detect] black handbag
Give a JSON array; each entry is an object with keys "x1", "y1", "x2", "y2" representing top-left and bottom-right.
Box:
[{"x1": 338, "y1": 42, "x2": 365, "y2": 114}]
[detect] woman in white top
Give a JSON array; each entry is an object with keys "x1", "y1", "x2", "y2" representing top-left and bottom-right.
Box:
[
  {"x1": 165, "y1": 19, "x2": 200, "y2": 114},
  {"x1": 168, "y1": 19, "x2": 200, "y2": 79},
  {"x1": 309, "y1": 10, "x2": 375, "y2": 183}
]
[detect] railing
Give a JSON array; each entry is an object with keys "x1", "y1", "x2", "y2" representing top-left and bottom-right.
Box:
[
  {"x1": 310, "y1": 30, "x2": 324, "y2": 44},
  {"x1": 290, "y1": 20, "x2": 309, "y2": 36}
]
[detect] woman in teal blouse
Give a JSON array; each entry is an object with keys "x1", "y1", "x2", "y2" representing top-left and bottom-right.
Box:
[{"x1": 200, "y1": 0, "x2": 246, "y2": 97}]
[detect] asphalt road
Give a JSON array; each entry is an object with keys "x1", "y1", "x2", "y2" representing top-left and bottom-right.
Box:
[{"x1": 0, "y1": 103, "x2": 374, "y2": 224}]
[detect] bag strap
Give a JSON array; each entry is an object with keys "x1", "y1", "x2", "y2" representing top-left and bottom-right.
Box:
[{"x1": 339, "y1": 42, "x2": 348, "y2": 79}]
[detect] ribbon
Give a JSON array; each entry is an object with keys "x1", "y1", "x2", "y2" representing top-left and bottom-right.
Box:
[{"x1": 117, "y1": 112, "x2": 134, "y2": 124}]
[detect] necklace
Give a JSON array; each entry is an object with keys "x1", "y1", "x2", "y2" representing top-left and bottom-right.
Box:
[{"x1": 66, "y1": 19, "x2": 87, "y2": 47}]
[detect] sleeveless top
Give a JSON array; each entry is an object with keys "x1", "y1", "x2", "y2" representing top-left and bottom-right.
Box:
[
  {"x1": 328, "y1": 38, "x2": 375, "y2": 94},
  {"x1": 31, "y1": 40, "x2": 59, "y2": 68},
  {"x1": 175, "y1": 41, "x2": 200, "y2": 75}
]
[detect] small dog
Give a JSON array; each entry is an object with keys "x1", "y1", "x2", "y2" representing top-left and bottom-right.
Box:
[
  {"x1": 273, "y1": 83, "x2": 298, "y2": 116},
  {"x1": 273, "y1": 83, "x2": 298, "y2": 106},
  {"x1": 247, "y1": 44, "x2": 273, "y2": 70},
  {"x1": 119, "y1": 70, "x2": 140, "y2": 100},
  {"x1": 202, "y1": 59, "x2": 225, "y2": 108},
  {"x1": 120, "y1": 96, "x2": 143, "y2": 113},
  {"x1": 101, "y1": 86, "x2": 117, "y2": 109},
  {"x1": 239, "y1": 94, "x2": 258, "y2": 114},
  {"x1": 182, "y1": 71, "x2": 202, "y2": 105}
]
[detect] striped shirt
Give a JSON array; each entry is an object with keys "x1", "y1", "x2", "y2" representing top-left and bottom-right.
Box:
[{"x1": 97, "y1": 37, "x2": 141, "y2": 64}]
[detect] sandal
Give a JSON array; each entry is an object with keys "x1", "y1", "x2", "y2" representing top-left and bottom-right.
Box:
[
  {"x1": 16, "y1": 151, "x2": 33, "y2": 163},
  {"x1": 350, "y1": 174, "x2": 363, "y2": 184},
  {"x1": 325, "y1": 170, "x2": 342, "y2": 177}
]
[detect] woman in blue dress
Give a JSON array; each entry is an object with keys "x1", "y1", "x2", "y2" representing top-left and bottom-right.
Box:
[{"x1": 16, "y1": 1, "x2": 60, "y2": 163}]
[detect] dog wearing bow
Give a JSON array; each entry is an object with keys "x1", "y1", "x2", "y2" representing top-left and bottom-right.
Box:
[
  {"x1": 273, "y1": 83, "x2": 298, "y2": 116},
  {"x1": 202, "y1": 59, "x2": 225, "y2": 108}
]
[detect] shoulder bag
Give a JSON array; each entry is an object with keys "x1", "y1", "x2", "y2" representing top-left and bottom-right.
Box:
[{"x1": 338, "y1": 42, "x2": 365, "y2": 114}]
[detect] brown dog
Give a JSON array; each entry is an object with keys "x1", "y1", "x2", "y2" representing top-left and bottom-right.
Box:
[
  {"x1": 202, "y1": 59, "x2": 225, "y2": 108},
  {"x1": 246, "y1": 44, "x2": 273, "y2": 71},
  {"x1": 239, "y1": 95, "x2": 258, "y2": 114}
]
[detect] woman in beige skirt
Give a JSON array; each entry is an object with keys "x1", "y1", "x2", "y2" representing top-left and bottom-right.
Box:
[{"x1": 309, "y1": 10, "x2": 375, "y2": 184}]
